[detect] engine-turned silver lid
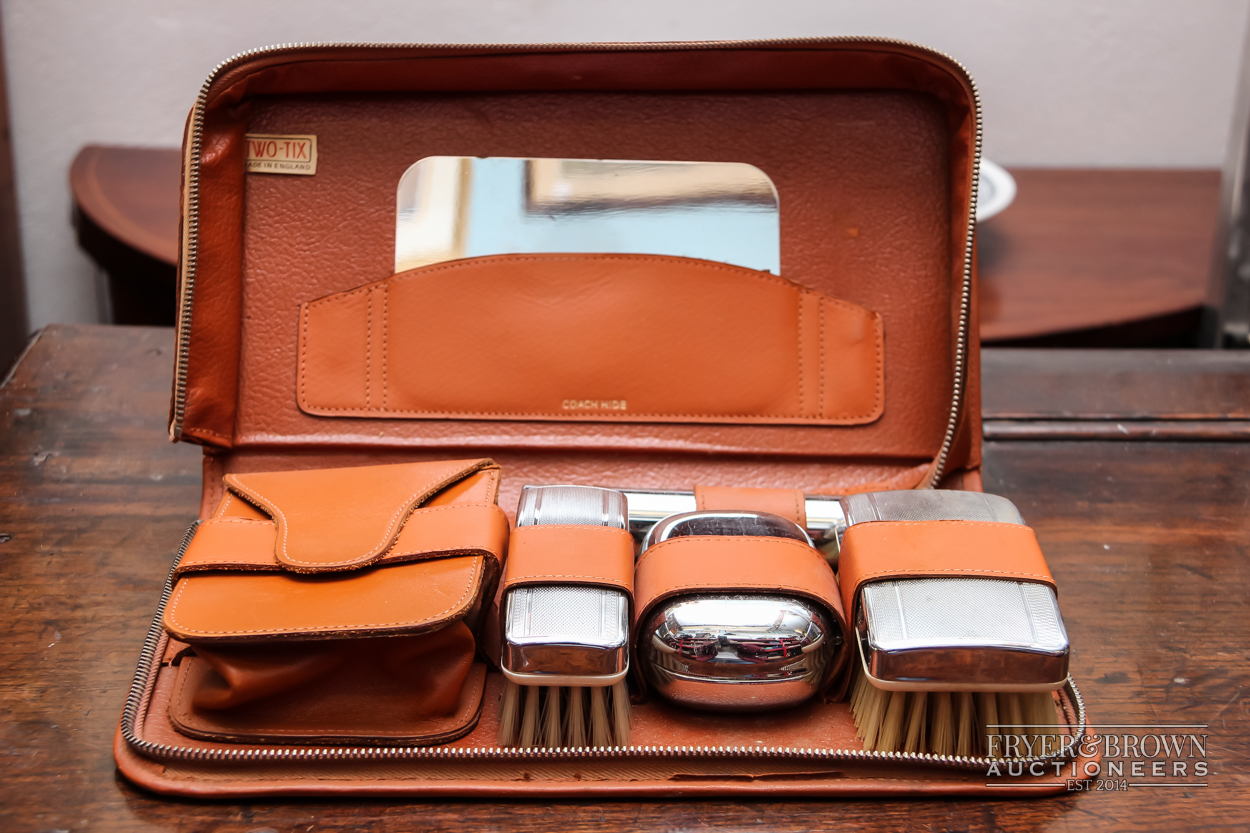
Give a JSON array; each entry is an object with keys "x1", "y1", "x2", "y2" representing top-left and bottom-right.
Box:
[{"x1": 503, "y1": 485, "x2": 631, "y2": 687}]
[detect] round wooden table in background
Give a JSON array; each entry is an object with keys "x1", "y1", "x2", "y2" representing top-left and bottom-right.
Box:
[
  {"x1": 69, "y1": 145, "x2": 180, "y2": 325},
  {"x1": 69, "y1": 146, "x2": 1222, "y2": 341}
]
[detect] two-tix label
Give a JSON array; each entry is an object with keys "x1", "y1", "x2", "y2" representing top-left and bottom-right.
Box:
[{"x1": 245, "y1": 134, "x2": 317, "y2": 175}]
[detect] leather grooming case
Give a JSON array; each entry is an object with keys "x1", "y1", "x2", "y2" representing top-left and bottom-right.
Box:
[{"x1": 115, "y1": 38, "x2": 1092, "y2": 797}]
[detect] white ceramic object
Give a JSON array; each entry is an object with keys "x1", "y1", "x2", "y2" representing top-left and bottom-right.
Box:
[{"x1": 976, "y1": 159, "x2": 1017, "y2": 222}]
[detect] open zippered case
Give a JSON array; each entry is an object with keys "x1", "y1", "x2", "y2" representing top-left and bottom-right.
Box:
[{"x1": 115, "y1": 38, "x2": 1094, "y2": 797}]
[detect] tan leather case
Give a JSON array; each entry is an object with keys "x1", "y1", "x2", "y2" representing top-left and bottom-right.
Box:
[{"x1": 116, "y1": 39, "x2": 1093, "y2": 797}]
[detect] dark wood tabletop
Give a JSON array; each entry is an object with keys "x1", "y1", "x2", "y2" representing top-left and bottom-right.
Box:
[
  {"x1": 2, "y1": 325, "x2": 1247, "y2": 831},
  {"x1": 70, "y1": 146, "x2": 181, "y2": 267},
  {"x1": 978, "y1": 169, "x2": 1221, "y2": 343},
  {"x1": 65, "y1": 146, "x2": 1222, "y2": 340}
]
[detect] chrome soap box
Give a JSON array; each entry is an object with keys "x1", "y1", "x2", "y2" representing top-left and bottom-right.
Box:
[{"x1": 637, "y1": 511, "x2": 839, "y2": 712}]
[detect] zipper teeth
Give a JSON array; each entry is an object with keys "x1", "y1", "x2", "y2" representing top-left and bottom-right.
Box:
[
  {"x1": 170, "y1": 37, "x2": 980, "y2": 448},
  {"x1": 928, "y1": 74, "x2": 982, "y2": 487},
  {"x1": 123, "y1": 524, "x2": 1085, "y2": 771}
]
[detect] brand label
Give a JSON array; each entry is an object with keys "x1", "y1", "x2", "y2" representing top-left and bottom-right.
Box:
[
  {"x1": 562, "y1": 399, "x2": 627, "y2": 411},
  {"x1": 244, "y1": 134, "x2": 317, "y2": 175}
]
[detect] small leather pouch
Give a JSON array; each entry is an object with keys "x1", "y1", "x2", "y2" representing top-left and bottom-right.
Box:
[{"x1": 162, "y1": 458, "x2": 510, "y2": 745}]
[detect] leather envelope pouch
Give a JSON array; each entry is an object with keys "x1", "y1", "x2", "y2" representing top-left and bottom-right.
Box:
[
  {"x1": 297, "y1": 253, "x2": 884, "y2": 425},
  {"x1": 161, "y1": 459, "x2": 510, "y2": 745}
]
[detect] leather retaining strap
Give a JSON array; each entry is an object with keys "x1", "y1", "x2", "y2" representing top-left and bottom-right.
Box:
[
  {"x1": 632, "y1": 535, "x2": 848, "y2": 696},
  {"x1": 693, "y1": 485, "x2": 807, "y2": 528},
  {"x1": 836, "y1": 520, "x2": 1056, "y2": 622},
  {"x1": 176, "y1": 503, "x2": 508, "y2": 576},
  {"x1": 223, "y1": 458, "x2": 496, "y2": 573},
  {"x1": 503, "y1": 524, "x2": 636, "y2": 603}
]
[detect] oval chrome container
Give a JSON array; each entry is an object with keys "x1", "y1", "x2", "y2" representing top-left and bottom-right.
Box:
[{"x1": 640, "y1": 594, "x2": 838, "y2": 712}]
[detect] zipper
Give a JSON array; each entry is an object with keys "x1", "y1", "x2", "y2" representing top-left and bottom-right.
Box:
[
  {"x1": 123, "y1": 523, "x2": 1085, "y2": 772},
  {"x1": 168, "y1": 36, "x2": 981, "y2": 469}
]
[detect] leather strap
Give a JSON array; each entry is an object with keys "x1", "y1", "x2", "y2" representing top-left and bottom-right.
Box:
[
  {"x1": 502, "y1": 525, "x2": 636, "y2": 600},
  {"x1": 693, "y1": 485, "x2": 807, "y2": 528},
  {"x1": 177, "y1": 503, "x2": 509, "y2": 577},
  {"x1": 224, "y1": 459, "x2": 495, "y2": 573},
  {"x1": 837, "y1": 520, "x2": 1056, "y2": 622},
  {"x1": 632, "y1": 535, "x2": 848, "y2": 695}
]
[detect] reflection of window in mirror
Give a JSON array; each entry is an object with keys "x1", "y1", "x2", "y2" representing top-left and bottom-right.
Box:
[{"x1": 395, "y1": 157, "x2": 780, "y2": 274}]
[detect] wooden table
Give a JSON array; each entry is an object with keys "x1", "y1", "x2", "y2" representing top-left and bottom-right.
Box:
[
  {"x1": 70, "y1": 146, "x2": 180, "y2": 325},
  {"x1": 2, "y1": 325, "x2": 1247, "y2": 830},
  {"x1": 66, "y1": 147, "x2": 1222, "y2": 341},
  {"x1": 978, "y1": 169, "x2": 1221, "y2": 343}
]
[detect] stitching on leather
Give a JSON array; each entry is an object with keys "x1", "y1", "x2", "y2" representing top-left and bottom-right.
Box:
[
  {"x1": 231, "y1": 472, "x2": 446, "y2": 568},
  {"x1": 298, "y1": 303, "x2": 308, "y2": 411},
  {"x1": 817, "y1": 297, "x2": 884, "y2": 422},
  {"x1": 818, "y1": 296, "x2": 826, "y2": 417},
  {"x1": 212, "y1": 494, "x2": 235, "y2": 519},
  {"x1": 297, "y1": 255, "x2": 885, "y2": 423},
  {"x1": 182, "y1": 505, "x2": 504, "y2": 569},
  {"x1": 302, "y1": 407, "x2": 877, "y2": 423},
  {"x1": 851, "y1": 520, "x2": 1031, "y2": 531},
  {"x1": 796, "y1": 291, "x2": 805, "y2": 416},
  {"x1": 381, "y1": 283, "x2": 388, "y2": 411},
  {"x1": 793, "y1": 489, "x2": 803, "y2": 525},
  {"x1": 852, "y1": 567, "x2": 1054, "y2": 583},
  {"x1": 165, "y1": 556, "x2": 482, "y2": 636},
  {"x1": 508, "y1": 574, "x2": 630, "y2": 588},
  {"x1": 188, "y1": 427, "x2": 231, "y2": 441},
  {"x1": 365, "y1": 286, "x2": 372, "y2": 409},
  {"x1": 228, "y1": 462, "x2": 492, "y2": 569}
]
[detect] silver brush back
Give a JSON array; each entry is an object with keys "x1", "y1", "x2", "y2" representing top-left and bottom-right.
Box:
[
  {"x1": 847, "y1": 490, "x2": 1069, "y2": 691},
  {"x1": 517, "y1": 485, "x2": 628, "y2": 529},
  {"x1": 502, "y1": 485, "x2": 631, "y2": 685},
  {"x1": 840, "y1": 490, "x2": 1025, "y2": 527}
]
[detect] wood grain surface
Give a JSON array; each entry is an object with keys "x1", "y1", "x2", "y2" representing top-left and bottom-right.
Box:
[
  {"x1": 982, "y1": 348, "x2": 1250, "y2": 440},
  {"x1": 978, "y1": 169, "x2": 1220, "y2": 342},
  {"x1": 1, "y1": 325, "x2": 1246, "y2": 831},
  {"x1": 69, "y1": 147, "x2": 181, "y2": 267}
]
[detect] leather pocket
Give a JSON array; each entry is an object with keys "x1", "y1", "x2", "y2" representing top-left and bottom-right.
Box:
[
  {"x1": 298, "y1": 253, "x2": 884, "y2": 425},
  {"x1": 163, "y1": 459, "x2": 509, "y2": 745}
]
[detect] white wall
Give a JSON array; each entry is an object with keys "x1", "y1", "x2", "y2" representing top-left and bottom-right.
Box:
[{"x1": 4, "y1": 0, "x2": 1249, "y2": 328}]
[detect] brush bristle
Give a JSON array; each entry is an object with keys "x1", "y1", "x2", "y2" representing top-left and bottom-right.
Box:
[
  {"x1": 519, "y1": 681, "x2": 540, "y2": 748},
  {"x1": 589, "y1": 686, "x2": 611, "y2": 747},
  {"x1": 849, "y1": 666, "x2": 1062, "y2": 758},
  {"x1": 498, "y1": 682, "x2": 631, "y2": 749},
  {"x1": 565, "y1": 686, "x2": 586, "y2": 748},
  {"x1": 497, "y1": 679, "x2": 522, "y2": 747},
  {"x1": 542, "y1": 686, "x2": 563, "y2": 748},
  {"x1": 610, "y1": 679, "x2": 632, "y2": 747}
]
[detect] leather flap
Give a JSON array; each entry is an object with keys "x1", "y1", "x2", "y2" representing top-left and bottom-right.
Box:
[
  {"x1": 163, "y1": 459, "x2": 509, "y2": 642},
  {"x1": 223, "y1": 458, "x2": 495, "y2": 572},
  {"x1": 164, "y1": 556, "x2": 490, "y2": 643},
  {"x1": 836, "y1": 520, "x2": 1056, "y2": 622}
]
